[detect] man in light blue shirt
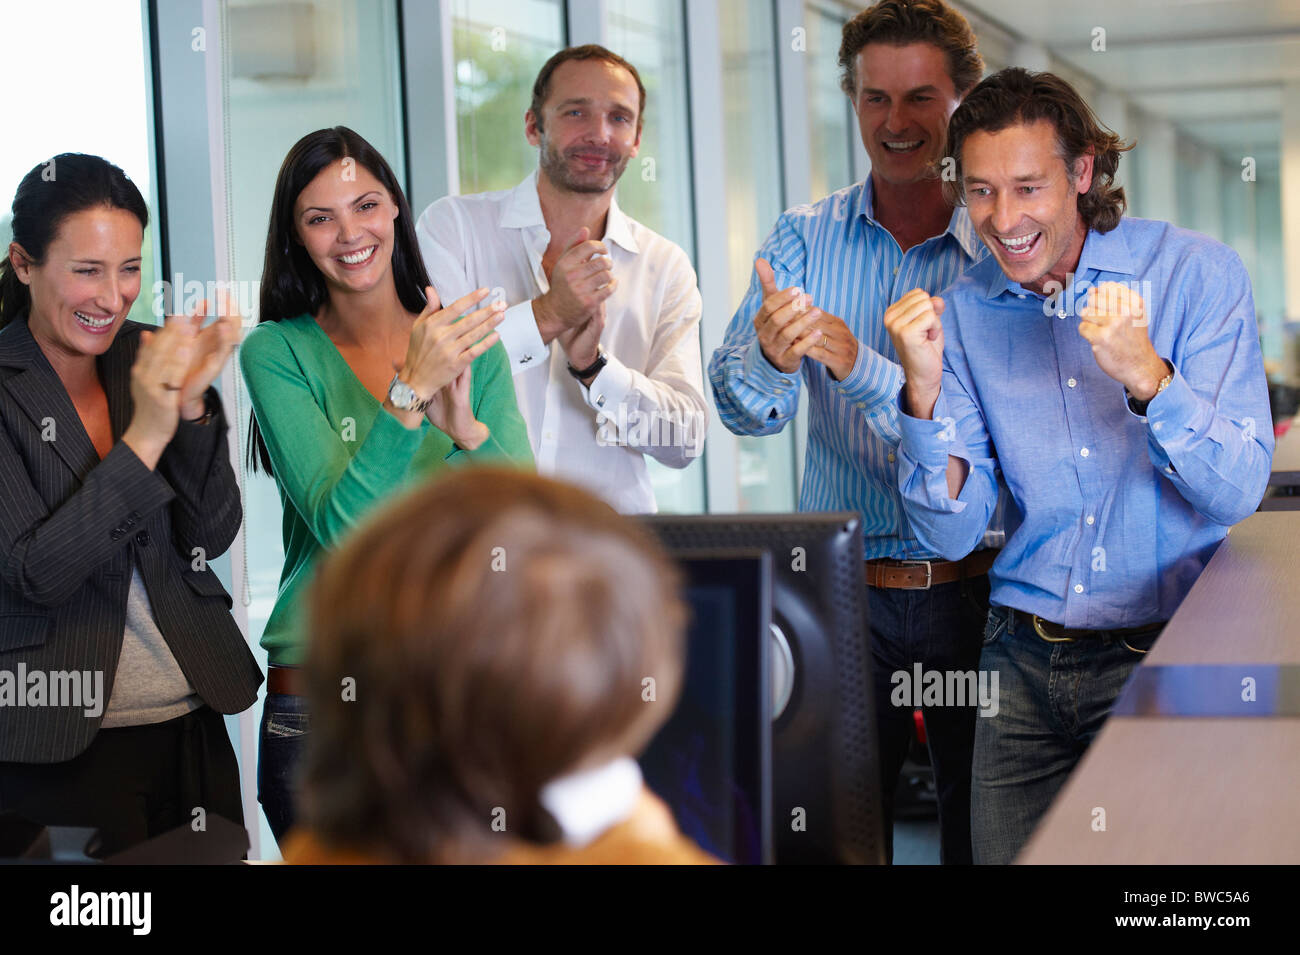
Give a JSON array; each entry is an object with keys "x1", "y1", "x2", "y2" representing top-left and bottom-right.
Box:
[
  {"x1": 887, "y1": 68, "x2": 1273, "y2": 863},
  {"x1": 710, "y1": 0, "x2": 998, "y2": 864}
]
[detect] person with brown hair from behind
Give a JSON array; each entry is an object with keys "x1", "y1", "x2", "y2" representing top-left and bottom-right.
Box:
[{"x1": 280, "y1": 467, "x2": 718, "y2": 864}]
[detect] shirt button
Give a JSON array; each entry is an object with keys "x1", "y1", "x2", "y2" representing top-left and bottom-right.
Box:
[
  {"x1": 1080, "y1": 447, "x2": 1090, "y2": 458},
  {"x1": 1085, "y1": 515, "x2": 1095, "y2": 526},
  {"x1": 888, "y1": 452, "x2": 896, "y2": 463},
  {"x1": 893, "y1": 266, "x2": 899, "y2": 276},
  {"x1": 1067, "y1": 378, "x2": 1077, "y2": 388},
  {"x1": 1074, "y1": 584, "x2": 1084, "y2": 594},
  {"x1": 1017, "y1": 294, "x2": 1026, "y2": 300},
  {"x1": 1153, "y1": 421, "x2": 1162, "y2": 431},
  {"x1": 1057, "y1": 309, "x2": 1067, "y2": 319},
  {"x1": 544, "y1": 431, "x2": 554, "y2": 441}
]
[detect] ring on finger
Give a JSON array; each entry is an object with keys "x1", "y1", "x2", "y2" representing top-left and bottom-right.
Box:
[{"x1": 820, "y1": 332, "x2": 829, "y2": 350}]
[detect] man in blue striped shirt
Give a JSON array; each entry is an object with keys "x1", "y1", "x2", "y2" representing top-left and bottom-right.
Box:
[
  {"x1": 887, "y1": 69, "x2": 1273, "y2": 863},
  {"x1": 709, "y1": 0, "x2": 998, "y2": 864}
]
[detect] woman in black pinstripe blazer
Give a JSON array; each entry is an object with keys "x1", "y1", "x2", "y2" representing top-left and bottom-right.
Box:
[{"x1": 0, "y1": 155, "x2": 262, "y2": 857}]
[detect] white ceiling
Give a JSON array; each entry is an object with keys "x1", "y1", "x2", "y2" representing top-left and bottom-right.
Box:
[{"x1": 962, "y1": 0, "x2": 1294, "y2": 173}]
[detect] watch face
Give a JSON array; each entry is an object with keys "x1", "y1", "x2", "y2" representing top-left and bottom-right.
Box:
[{"x1": 389, "y1": 379, "x2": 417, "y2": 409}]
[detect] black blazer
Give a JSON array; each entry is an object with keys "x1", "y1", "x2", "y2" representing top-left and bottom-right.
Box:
[{"x1": 0, "y1": 315, "x2": 262, "y2": 763}]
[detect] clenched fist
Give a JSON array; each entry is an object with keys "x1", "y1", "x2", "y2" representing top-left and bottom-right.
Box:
[
  {"x1": 883, "y1": 288, "x2": 946, "y2": 420},
  {"x1": 1077, "y1": 282, "x2": 1167, "y2": 400}
]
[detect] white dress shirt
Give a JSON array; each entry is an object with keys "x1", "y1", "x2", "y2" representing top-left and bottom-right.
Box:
[{"x1": 416, "y1": 171, "x2": 707, "y2": 513}]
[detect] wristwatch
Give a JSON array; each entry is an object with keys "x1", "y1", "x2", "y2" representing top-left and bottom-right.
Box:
[
  {"x1": 387, "y1": 372, "x2": 431, "y2": 413},
  {"x1": 567, "y1": 347, "x2": 608, "y2": 382},
  {"x1": 1127, "y1": 360, "x2": 1174, "y2": 416},
  {"x1": 183, "y1": 389, "x2": 219, "y2": 426}
]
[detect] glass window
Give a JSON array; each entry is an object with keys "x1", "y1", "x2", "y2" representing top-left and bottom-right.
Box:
[
  {"x1": 452, "y1": 0, "x2": 566, "y2": 194},
  {"x1": 606, "y1": 0, "x2": 694, "y2": 261},
  {"x1": 805, "y1": 1, "x2": 854, "y2": 202},
  {"x1": 720, "y1": 0, "x2": 798, "y2": 513},
  {"x1": 606, "y1": 0, "x2": 704, "y2": 513},
  {"x1": 0, "y1": 0, "x2": 160, "y2": 327}
]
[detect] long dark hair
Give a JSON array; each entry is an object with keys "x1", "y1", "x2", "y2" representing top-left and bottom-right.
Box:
[
  {"x1": 247, "y1": 126, "x2": 431, "y2": 476},
  {"x1": 0, "y1": 154, "x2": 148, "y2": 330},
  {"x1": 944, "y1": 68, "x2": 1133, "y2": 234}
]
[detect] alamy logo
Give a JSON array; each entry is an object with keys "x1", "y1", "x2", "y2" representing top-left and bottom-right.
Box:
[
  {"x1": 0, "y1": 667, "x2": 104, "y2": 717},
  {"x1": 595, "y1": 405, "x2": 706, "y2": 458},
  {"x1": 50, "y1": 886, "x2": 151, "y2": 935},
  {"x1": 890, "y1": 663, "x2": 999, "y2": 717}
]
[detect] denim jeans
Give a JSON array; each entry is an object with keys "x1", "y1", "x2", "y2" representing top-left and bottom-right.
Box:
[
  {"x1": 257, "y1": 691, "x2": 310, "y2": 844},
  {"x1": 971, "y1": 606, "x2": 1162, "y2": 864},
  {"x1": 869, "y1": 574, "x2": 990, "y2": 865}
]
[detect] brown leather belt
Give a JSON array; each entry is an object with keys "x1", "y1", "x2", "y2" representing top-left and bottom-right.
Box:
[
  {"x1": 865, "y1": 548, "x2": 999, "y2": 590},
  {"x1": 1006, "y1": 608, "x2": 1166, "y2": 643},
  {"x1": 267, "y1": 664, "x2": 306, "y2": 697}
]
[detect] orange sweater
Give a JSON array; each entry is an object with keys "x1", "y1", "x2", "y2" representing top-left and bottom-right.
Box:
[{"x1": 282, "y1": 788, "x2": 720, "y2": 865}]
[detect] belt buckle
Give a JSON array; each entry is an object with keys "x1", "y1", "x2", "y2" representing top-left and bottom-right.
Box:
[
  {"x1": 897, "y1": 560, "x2": 932, "y2": 590},
  {"x1": 1031, "y1": 614, "x2": 1075, "y2": 643}
]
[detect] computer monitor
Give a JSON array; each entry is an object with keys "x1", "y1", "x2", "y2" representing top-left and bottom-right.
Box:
[
  {"x1": 639, "y1": 512, "x2": 884, "y2": 865},
  {"x1": 638, "y1": 552, "x2": 772, "y2": 865}
]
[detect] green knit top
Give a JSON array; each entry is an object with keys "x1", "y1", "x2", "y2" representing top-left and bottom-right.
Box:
[{"x1": 239, "y1": 313, "x2": 534, "y2": 666}]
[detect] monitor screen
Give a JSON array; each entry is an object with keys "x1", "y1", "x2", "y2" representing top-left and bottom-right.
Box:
[{"x1": 638, "y1": 553, "x2": 771, "y2": 865}]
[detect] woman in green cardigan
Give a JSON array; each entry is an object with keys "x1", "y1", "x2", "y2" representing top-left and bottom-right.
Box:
[{"x1": 239, "y1": 126, "x2": 532, "y2": 842}]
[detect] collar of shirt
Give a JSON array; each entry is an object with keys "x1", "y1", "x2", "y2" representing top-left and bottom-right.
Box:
[
  {"x1": 537, "y1": 756, "x2": 644, "y2": 847},
  {"x1": 856, "y1": 175, "x2": 984, "y2": 261},
  {"x1": 983, "y1": 220, "x2": 1138, "y2": 300},
  {"x1": 499, "y1": 169, "x2": 641, "y2": 256}
]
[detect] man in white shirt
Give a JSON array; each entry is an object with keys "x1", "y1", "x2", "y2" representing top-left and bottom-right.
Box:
[{"x1": 416, "y1": 44, "x2": 706, "y2": 513}]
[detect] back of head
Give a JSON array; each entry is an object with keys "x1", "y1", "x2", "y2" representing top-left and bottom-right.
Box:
[
  {"x1": 944, "y1": 67, "x2": 1132, "y2": 234},
  {"x1": 299, "y1": 468, "x2": 687, "y2": 863},
  {"x1": 0, "y1": 153, "x2": 148, "y2": 329}
]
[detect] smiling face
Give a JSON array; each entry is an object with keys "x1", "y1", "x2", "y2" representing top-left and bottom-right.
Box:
[
  {"x1": 11, "y1": 205, "x2": 143, "y2": 359},
  {"x1": 527, "y1": 58, "x2": 642, "y2": 195},
  {"x1": 850, "y1": 42, "x2": 962, "y2": 187},
  {"x1": 960, "y1": 119, "x2": 1091, "y2": 293},
  {"x1": 294, "y1": 159, "x2": 401, "y2": 295}
]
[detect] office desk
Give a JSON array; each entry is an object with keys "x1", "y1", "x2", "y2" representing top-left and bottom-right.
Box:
[{"x1": 1018, "y1": 511, "x2": 1300, "y2": 864}]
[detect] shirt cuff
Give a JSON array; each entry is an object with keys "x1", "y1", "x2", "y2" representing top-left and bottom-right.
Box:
[
  {"x1": 828, "y1": 343, "x2": 904, "y2": 411},
  {"x1": 1137, "y1": 363, "x2": 1194, "y2": 474},
  {"x1": 583, "y1": 350, "x2": 635, "y2": 415},
  {"x1": 1133, "y1": 361, "x2": 1191, "y2": 427},
  {"x1": 741, "y1": 337, "x2": 799, "y2": 396},
  {"x1": 897, "y1": 387, "x2": 963, "y2": 469},
  {"x1": 498, "y1": 301, "x2": 548, "y2": 375}
]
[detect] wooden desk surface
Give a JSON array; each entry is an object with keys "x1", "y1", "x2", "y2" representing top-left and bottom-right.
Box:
[
  {"x1": 1018, "y1": 511, "x2": 1300, "y2": 863},
  {"x1": 1143, "y1": 511, "x2": 1300, "y2": 665},
  {"x1": 1269, "y1": 415, "x2": 1300, "y2": 486},
  {"x1": 1018, "y1": 718, "x2": 1300, "y2": 864}
]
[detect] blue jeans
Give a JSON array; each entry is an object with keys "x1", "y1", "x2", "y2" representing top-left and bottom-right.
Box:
[
  {"x1": 971, "y1": 606, "x2": 1162, "y2": 864},
  {"x1": 257, "y1": 692, "x2": 309, "y2": 844},
  {"x1": 869, "y1": 574, "x2": 990, "y2": 865}
]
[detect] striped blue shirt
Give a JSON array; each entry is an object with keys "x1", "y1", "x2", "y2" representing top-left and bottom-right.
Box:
[{"x1": 709, "y1": 178, "x2": 988, "y2": 559}]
